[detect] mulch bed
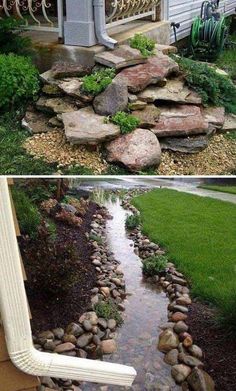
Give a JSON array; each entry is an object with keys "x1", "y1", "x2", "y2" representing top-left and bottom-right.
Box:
[
  {"x1": 187, "y1": 302, "x2": 236, "y2": 391},
  {"x1": 19, "y1": 202, "x2": 98, "y2": 334}
]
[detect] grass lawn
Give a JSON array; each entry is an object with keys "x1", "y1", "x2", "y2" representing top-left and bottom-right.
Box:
[
  {"x1": 198, "y1": 185, "x2": 236, "y2": 195},
  {"x1": 132, "y1": 189, "x2": 236, "y2": 330},
  {"x1": 216, "y1": 33, "x2": 236, "y2": 80}
]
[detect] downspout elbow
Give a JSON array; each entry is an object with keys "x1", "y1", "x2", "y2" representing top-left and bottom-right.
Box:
[{"x1": 93, "y1": 0, "x2": 117, "y2": 49}]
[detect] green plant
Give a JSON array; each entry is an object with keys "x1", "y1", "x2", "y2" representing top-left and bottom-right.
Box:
[
  {"x1": 0, "y1": 17, "x2": 32, "y2": 56},
  {"x1": 81, "y1": 68, "x2": 115, "y2": 95},
  {"x1": 130, "y1": 33, "x2": 156, "y2": 57},
  {"x1": 89, "y1": 233, "x2": 103, "y2": 244},
  {"x1": 142, "y1": 255, "x2": 168, "y2": 276},
  {"x1": 11, "y1": 187, "x2": 41, "y2": 238},
  {"x1": 46, "y1": 219, "x2": 57, "y2": 241},
  {"x1": 110, "y1": 111, "x2": 140, "y2": 134},
  {"x1": 176, "y1": 56, "x2": 236, "y2": 113},
  {"x1": 0, "y1": 54, "x2": 40, "y2": 114},
  {"x1": 95, "y1": 299, "x2": 123, "y2": 326},
  {"x1": 125, "y1": 214, "x2": 140, "y2": 230}
]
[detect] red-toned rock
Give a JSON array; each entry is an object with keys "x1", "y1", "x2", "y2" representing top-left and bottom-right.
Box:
[
  {"x1": 153, "y1": 105, "x2": 209, "y2": 137},
  {"x1": 171, "y1": 312, "x2": 188, "y2": 322},
  {"x1": 117, "y1": 53, "x2": 179, "y2": 93},
  {"x1": 106, "y1": 128, "x2": 161, "y2": 172},
  {"x1": 202, "y1": 106, "x2": 225, "y2": 129}
]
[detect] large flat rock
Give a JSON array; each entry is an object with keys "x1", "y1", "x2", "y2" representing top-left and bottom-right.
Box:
[
  {"x1": 138, "y1": 79, "x2": 201, "y2": 105},
  {"x1": 117, "y1": 53, "x2": 179, "y2": 93},
  {"x1": 160, "y1": 134, "x2": 211, "y2": 153},
  {"x1": 202, "y1": 106, "x2": 225, "y2": 129},
  {"x1": 63, "y1": 107, "x2": 120, "y2": 145},
  {"x1": 94, "y1": 45, "x2": 147, "y2": 69},
  {"x1": 58, "y1": 78, "x2": 94, "y2": 102},
  {"x1": 106, "y1": 128, "x2": 161, "y2": 172},
  {"x1": 152, "y1": 105, "x2": 209, "y2": 137},
  {"x1": 222, "y1": 113, "x2": 236, "y2": 132},
  {"x1": 36, "y1": 97, "x2": 79, "y2": 114}
]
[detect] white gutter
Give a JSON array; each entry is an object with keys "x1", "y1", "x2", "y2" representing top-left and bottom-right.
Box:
[{"x1": 0, "y1": 178, "x2": 136, "y2": 386}]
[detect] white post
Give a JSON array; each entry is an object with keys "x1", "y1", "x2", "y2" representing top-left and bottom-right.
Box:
[
  {"x1": 161, "y1": 0, "x2": 169, "y2": 20},
  {"x1": 64, "y1": 0, "x2": 97, "y2": 46}
]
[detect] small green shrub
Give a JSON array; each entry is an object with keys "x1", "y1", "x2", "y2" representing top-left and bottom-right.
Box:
[
  {"x1": 142, "y1": 255, "x2": 168, "y2": 276},
  {"x1": 11, "y1": 188, "x2": 41, "y2": 238},
  {"x1": 89, "y1": 233, "x2": 103, "y2": 244},
  {"x1": 0, "y1": 54, "x2": 39, "y2": 114},
  {"x1": 130, "y1": 33, "x2": 156, "y2": 57},
  {"x1": 0, "y1": 17, "x2": 32, "y2": 56},
  {"x1": 125, "y1": 214, "x2": 140, "y2": 230},
  {"x1": 110, "y1": 111, "x2": 140, "y2": 134},
  {"x1": 81, "y1": 68, "x2": 115, "y2": 95},
  {"x1": 176, "y1": 56, "x2": 236, "y2": 113},
  {"x1": 95, "y1": 299, "x2": 123, "y2": 326}
]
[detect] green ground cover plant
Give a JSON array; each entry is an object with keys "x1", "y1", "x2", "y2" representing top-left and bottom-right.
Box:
[
  {"x1": 142, "y1": 255, "x2": 168, "y2": 276},
  {"x1": 125, "y1": 214, "x2": 140, "y2": 230},
  {"x1": 130, "y1": 33, "x2": 156, "y2": 57},
  {"x1": 132, "y1": 189, "x2": 236, "y2": 331},
  {"x1": 95, "y1": 299, "x2": 123, "y2": 325},
  {"x1": 109, "y1": 111, "x2": 140, "y2": 134},
  {"x1": 0, "y1": 54, "x2": 39, "y2": 114},
  {"x1": 176, "y1": 56, "x2": 236, "y2": 114},
  {"x1": 81, "y1": 68, "x2": 115, "y2": 95},
  {"x1": 198, "y1": 185, "x2": 236, "y2": 195},
  {"x1": 216, "y1": 33, "x2": 236, "y2": 80},
  {"x1": 0, "y1": 17, "x2": 32, "y2": 56}
]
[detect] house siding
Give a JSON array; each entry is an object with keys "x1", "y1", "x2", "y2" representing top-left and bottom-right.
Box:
[{"x1": 167, "y1": 0, "x2": 236, "y2": 43}]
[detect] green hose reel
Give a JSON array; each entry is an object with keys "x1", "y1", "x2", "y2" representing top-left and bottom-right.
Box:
[{"x1": 190, "y1": 1, "x2": 228, "y2": 60}]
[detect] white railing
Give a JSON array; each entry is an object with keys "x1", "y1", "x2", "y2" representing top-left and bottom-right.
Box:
[
  {"x1": 106, "y1": 0, "x2": 161, "y2": 28},
  {"x1": 0, "y1": 0, "x2": 64, "y2": 38}
]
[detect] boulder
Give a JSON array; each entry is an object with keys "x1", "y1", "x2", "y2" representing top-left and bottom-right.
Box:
[
  {"x1": 93, "y1": 77, "x2": 128, "y2": 116},
  {"x1": 153, "y1": 105, "x2": 209, "y2": 137},
  {"x1": 171, "y1": 364, "x2": 192, "y2": 383},
  {"x1": 138, "y1": 79, "x2": 201, "y2": 105},
  {"x1": 222, "y1": 113, "x2": 236, "y2": 132},
  {"x1": 100, "y1": 339, "x2": 117, "y2": 354},
  {"x1": 132, "y1": 105, "x2": 161, "y2": 128},
  {"x1": 158, "y1": 329, "x2": 179, "y2": 353},
  {"x1": 94, "y1": 45, "x2": 147, "y2": 69},
  {"x1": 160, "y1": 134, "x2": 211, "y2": 153},
  {"x1": 187, "y1": 368, "x2": 215, "y2": 391},
  {"x1": 63, "y1": 107, "x2": 120, "y2": 145},
  {"x1": 50, "y1": 62, "x2": 91, "y2": 79},
  {"x1": 22, "y1": 111, "x2": 53, "y2": 134},
  {"x1": 117, "y1": 53, "x2": 179, "y2": 93},
  {"x1": 202, "y1": 106, "x2": 225, "y2": 129},
  {"x1": 36, "y1": 97, "x2": 78, "y2": 115},
  {"x1": 106, "y1": 128, "x2": 161, "y2": 172}
]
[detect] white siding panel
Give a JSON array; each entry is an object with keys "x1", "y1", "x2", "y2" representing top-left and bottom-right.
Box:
[{"x1": 168, "y1": 0, "x2": 236, "y2": 43}]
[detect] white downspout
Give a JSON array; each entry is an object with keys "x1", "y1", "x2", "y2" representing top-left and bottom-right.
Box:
[
  {"x1": 93, "y1": 0, "x2": 117, "y2": 49},
  {"x1": 0, "y1": 178, "x2": 136, "y2": 386}
]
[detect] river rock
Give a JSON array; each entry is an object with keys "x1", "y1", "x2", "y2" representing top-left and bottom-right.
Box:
[
  {"x1": 107, "y1": 319, "x2": 116, "y2": 330},
  {"x1": 93, "y1": 77, "x2": 128, "y2": 116},
  {"x1": 79, "y1": 311, "x2": 98, "y2": 325},
  {"x1": 100, "y1": 287, "x2": 110, "y2": 297},
  {"x1": 153, "y1": 105, "x2": 209, "y2": 137},
  {"x1": 66, "y1": 323, "x2": 83, "y2": 337},
  {"x1": 202, "y1": 106, "x2": 225, "y2": 129},
  {"x1": 164, "y1": 349, "x2": 179, "y2": 365},
  {"x1": 54, "y1": 342, "x2": 75, "y2": 353},
  {"x1": 36, "y1": 97, "x2": 78, "y2": 114},
  {"x1": 63, "y1": 107, "x2": 120, "y2": 145},
  {"x1": 171, "y1": 364, "x2": 192, "y2": 383},
  {"x1": 158, "y1": 329, "x2": 179, "y2": 353},
  {"x1": 117, "y1": 53, "x2": 179, "y2": 93},
  {"x1": 83, "y1": 320, "x2": 93, "y2": 331},
  {"x1": 188, "y1": 344, "x2": 203, "y2": 359},
  {"x1": 132, "y1": 105, "x2": 161, "y2": 128},
  {"x1": 52, "y1": 328, "x2": 64, "y2": 339},
  {"x1": 172, "y1": 305, "x2": 188, "y2": 314},
  {"x1": 160, "y1": 135, "x2": 211, "y2": 154},
  {"x1": 187, "y1": 368, "x2": 215, "y2": 391},
  {"x1": 50, "y1": 62, "x2": 91, "y2": 79},
  {"x1": 176, "y1": 296, "x2": 192, "y2": 306},
  {"x1": 138, "y1": 79, "x2": 201, "y2": 105},
  {"x1": 100, "y1": 339, "x2": 117, "y2": 354},
  {"x1": 106, "y1": 128, "x2": 161, "y2": 172},
  {"x1": 171, "y1": 312, "x2": 188, "y2": 322},
  {"x1": 178, "y1": 352, "x2": 204, "y2": 368},
  {"x1": 77, "y1": 333, "x2": 93, "y2": 348},
  {"x1": 94, "y1": 45, "x2": 147, "y2": 69},
  {"x1": 38, "y1": 330, "x2": 54, "y2": 340},
  {"x1": 174, "y1": 321, "x2": 188, "y2": 334}
]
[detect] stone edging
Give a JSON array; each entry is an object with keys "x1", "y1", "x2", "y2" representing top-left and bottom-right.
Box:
[
  {"x1": 34, "y1": 207, "x2": 126, "y2": 391},
  {"x1": 122, "y1": 193, "x2": 215, "y2": 391}
]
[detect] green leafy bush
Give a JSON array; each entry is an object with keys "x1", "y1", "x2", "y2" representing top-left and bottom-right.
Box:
[
  {"x1": 125, "y1": 214, "x2": 140, "y2": 230},
  {"x1": 130, "y1": 33, "x2": 156, "y2": 57},
  {"x1": 95, "y1": 299, "x2": 123, "y2": 326},
  {"x1": 176, "y1": 56, "x2": 236, "y2": 113},
  {"x1": 0, "y1": 54, "x2": 40, "y2": 113},
  {"x1": 110, "y1": 111, "x2": 140, "y2": 134},
  {"x1": 11, "y1": 187, "x2": 41, "y2": 238},
  {"x1": 142, "y1": 255, "x2": 168, "y2": 276},
  {"x1": 0, "y1": 17, "x2": 32, "y2": 56},
  {"x1": 81, "y1": 68, "x2": 115, "y2": 95}
]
